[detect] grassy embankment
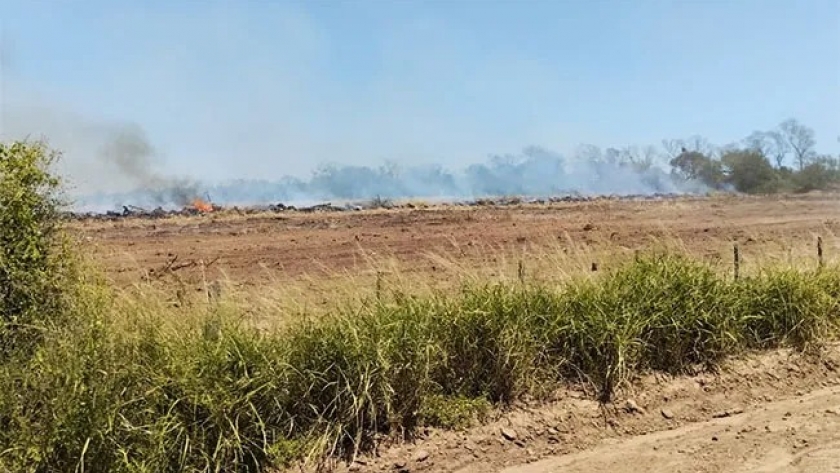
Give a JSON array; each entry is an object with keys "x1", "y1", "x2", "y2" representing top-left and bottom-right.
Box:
[{"x1": 2, "y1": 141, "x2": 840, "y2": 473}]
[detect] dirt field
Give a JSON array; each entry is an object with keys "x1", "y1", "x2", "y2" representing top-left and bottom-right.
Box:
[{"x1": 75, "y1": 193, "x2": 840, "y2": 287}]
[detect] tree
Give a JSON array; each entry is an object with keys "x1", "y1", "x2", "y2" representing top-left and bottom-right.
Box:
[
  {"x1": 575, "y1": 144, "x2": 603, "y2": 164},
  {"x1": 617, "y1": 145, "x2": 659, "y2": 171},
  {"x1": 604, "y1": 147, "x2": 621, "y2": 166},
  {"x1": 778, "y1": 119, "x2": 816, "y2": 170},
  {"x1": 743, "y1": 130, "x2": 789, "y2": 168},
  {"x1": 793, "y1": 155, "x2": 840, "y2": 192},
  {"x1": 662, "y1": 136, "x2": 716, "y2": 160},
  {"x1": 0, "y1": 140, "x2": 79, "y2": 359},
  {"x1": 669, "y1": 149, "x2": 724, "y2": 188},
  {"x1": 720, "y1": 149, "x2": 778, "y2": 193}
]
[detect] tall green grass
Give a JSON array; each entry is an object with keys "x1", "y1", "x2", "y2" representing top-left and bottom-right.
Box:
[{"x1": 3, "y1": 252, "x2": 840, "y2": 472}]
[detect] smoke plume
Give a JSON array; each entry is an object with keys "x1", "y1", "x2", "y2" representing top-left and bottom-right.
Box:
[
  {"x1": 96, "y1": 123, "x2": 200, "y2": 206},
  {"x1": 2, "y1": 33, "x2": 703, "y2": 213},
  {"x1": 3, "y1": 99, "x2": 704, "y2": 213},
  {"x1": 0, "y1": 98, "x2": 202, "y2": 207},
  {"x1": 73, "y1": 145, "x2": 705, "y2": 212},
  {"x1": 3, "y1": 80, "x2": 702, "y2": 212}
]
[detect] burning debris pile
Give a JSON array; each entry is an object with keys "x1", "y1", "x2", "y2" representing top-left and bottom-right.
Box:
[
  {"x1": 65, "y1": 192, "x2": 693, "y2": 222},
  {"x1": 67, "y1": 198, "x2": 221, "y2": 221}
]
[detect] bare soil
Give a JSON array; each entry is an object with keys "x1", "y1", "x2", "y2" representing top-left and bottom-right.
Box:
[
  {"x1": 504, "y1": 384, "x2": 840, "y2": 473},
  {"x1": 329, "y1": 347, "x2": 840, "y2": 473},
  {"x1": 74, "y1": 193, "x2": 840, "y2": 287}
]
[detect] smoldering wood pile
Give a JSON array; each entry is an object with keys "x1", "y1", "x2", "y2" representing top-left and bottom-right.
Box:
[{"x1": 64, "y1": 192, "x2": 690, "y2": 222}]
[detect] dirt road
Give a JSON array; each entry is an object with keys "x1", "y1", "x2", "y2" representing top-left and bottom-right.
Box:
[
  {"x1": 502, "y1": 386, "x2": 840, "y2": 473},
  {"x1": 330, "y1": 348, "x2": 840, "y2": 473}
]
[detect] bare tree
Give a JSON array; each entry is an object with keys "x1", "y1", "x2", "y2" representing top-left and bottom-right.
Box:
[
  {"x1": 642, "y1": 145, "x2": 661, "y2": 165},
  {"x1": 604, "y1": 147, "x2": 621, "y2": 165},
  {"x1": 615, "y1": 145, "x2": 660, "y2": 171},
  {"x1": 743, "y1": 130, "x2": 789, "y2": 168},
  {"x1": 778, "y1": 119, "x2": 816, "y2": 170},
  {"x1": 744, "y1": 131, "x2": 771, "y2": 156},
  {"x1": 686, "y1": 135, "x2": 717, "y2": 157},
  {"x1": 717, "y1": 142, "x2": 742, "y2": 161},
  {"x1": 575, "y1": 144, "x2": 603, "y2": 163},
  {"x1": 662, "y1": 135, "x2": 716, "y2": 159},
  {"x1": 767, "y1": 130, "x2": 790, "y2": 168},
  {"x1": 661, "y1": 139, "x2": 684, "y2": 159}
]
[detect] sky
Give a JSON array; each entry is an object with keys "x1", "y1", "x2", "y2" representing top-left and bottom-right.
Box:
[{"x1": 0, "y1": 0, "x2": 838, "y2": 196}]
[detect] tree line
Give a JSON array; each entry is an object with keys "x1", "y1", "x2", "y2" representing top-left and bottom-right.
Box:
[{"x1": 657, "y1": 118, "x2": 837, "y2": 194}]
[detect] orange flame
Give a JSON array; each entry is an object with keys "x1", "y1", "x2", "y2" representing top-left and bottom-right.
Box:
[{"x1": 192, "y1": 198, "x2": 214, "y2": 213}]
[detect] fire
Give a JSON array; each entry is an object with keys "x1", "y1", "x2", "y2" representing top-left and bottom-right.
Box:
[{"x1": 191, "y1": 198, "x2": 214, "y2": 213}]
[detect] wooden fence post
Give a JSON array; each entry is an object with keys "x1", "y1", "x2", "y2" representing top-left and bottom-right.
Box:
[
  {"x1": 818, "y1": 236, "x2": 824, "y2": 269},
  {"x1": 733, "y1": 243, "x2": 740, "y2": 281}
]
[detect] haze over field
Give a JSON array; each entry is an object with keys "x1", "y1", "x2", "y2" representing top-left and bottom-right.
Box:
[{"x1": 1, "y1": 1, "x2": 837, "y2": 210}]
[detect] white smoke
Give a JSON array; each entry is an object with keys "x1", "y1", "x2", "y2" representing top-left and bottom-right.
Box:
[{"x1": 70, "y1": 145, "x2": 705, "y2": 212}]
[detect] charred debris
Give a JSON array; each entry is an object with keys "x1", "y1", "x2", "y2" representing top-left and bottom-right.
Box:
[{"x1": 64, "y1": 192, "x2": 690, "y2": 222}]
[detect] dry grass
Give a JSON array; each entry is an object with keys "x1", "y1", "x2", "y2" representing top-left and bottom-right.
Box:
[{"x1": 116, "y1": 228, "x2": 840, "y2": 321}]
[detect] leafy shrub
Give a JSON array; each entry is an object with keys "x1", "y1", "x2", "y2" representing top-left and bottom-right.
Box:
[
  {"x1": 418, "y1": 394, "x2": 491, "y2": 429},
  {"x1": 722, "y1": 150, "x2": 779, "y2": 193},
  {"x1": 0, "y1": 140, "x2": 80, "y2": 359},
  {"x1": 792, "y1": 158, "x2": 840, "y2": 192},
  {"x1": 669, "y1": 151, "x2": 725, "y2": 189}
]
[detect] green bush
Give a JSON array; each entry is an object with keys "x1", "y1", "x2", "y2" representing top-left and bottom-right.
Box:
[
  {"x1": 669, "y1": 150, "x2": 725, "y2": 189},
  {"x1": 0, "y1": 140, "x2": 80, "y2": 359},
  {"x1": 722, "y1": 150, "x2": 780, "y2": 193},
  {"x1": 418, "y1": 394, "x2": 491, "y2": 430},
  {"x1": 792, "y1": 158, "x2": 840, "y2": 192}
]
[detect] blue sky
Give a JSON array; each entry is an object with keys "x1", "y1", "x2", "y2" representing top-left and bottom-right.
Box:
[{"x1": 1, "y1": 0, "x2": 838, "y2": 194}]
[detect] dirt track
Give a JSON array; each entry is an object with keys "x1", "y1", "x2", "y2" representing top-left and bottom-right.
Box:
[
  {"x1": 328, "y1": 347, "x2": 840, "y2": 473},
  {"x1": 502, "y1": 386, "x2": 840, "y2": 473},
  {"x1": 75, "y1": 193, "x2": 840, "y2": 286}
]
